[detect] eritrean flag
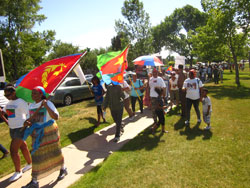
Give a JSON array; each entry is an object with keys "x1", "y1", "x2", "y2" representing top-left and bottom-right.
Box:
[
  {"x1": 97, "y1": 46, "x2": 129, "y2": 84},
  {"x1": 166, "y1": 66, "x2": 173, "y2": 73},
  {"x1": 6, "y1": 109, "x2": 15, "y2": 118},
  {"x1": 16, "y1": 52, "x2": 87, "y2": 103}
]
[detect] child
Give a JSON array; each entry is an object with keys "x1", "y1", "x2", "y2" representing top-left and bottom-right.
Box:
[
  {"x1": 169, "y1": 71, "x2": 179, "y2": 109},
  {"x1": 202, "y1": 88, "x2": 212, "y2": 130},
  {"x1": 91, "y1": 76, "x2": 106, "y2": 127},
  {"x1": 151, "y1": 87, "x2": 168, "y2": 134}
]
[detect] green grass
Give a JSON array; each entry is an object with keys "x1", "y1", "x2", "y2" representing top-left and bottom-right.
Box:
[{"x1": 69, "y1": 69, "x2": 250, "y2": 188}]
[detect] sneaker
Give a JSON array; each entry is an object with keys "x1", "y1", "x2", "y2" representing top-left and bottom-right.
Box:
[
  {"x1": 204, "y1": 126, "x2": 211, "y2": 130},
  {"x1": 114, "y1": 137, "x2": 120, "y2": 143},
  {"x1": 21, "y1": 179, "x2": 39, "y2": 188},
  {"x1": 22, "y1": 164, "x2": 32, "y2": 173},
  {"x1": 57, "y1": 167, "x2": 68, "y2": 181},
  {"x1": 185, "y1": 120, "x2": 189, "y2": 126},
  {"x1": 9, "y1": 172, "x2": 22, "y2": 182},
  {"x1": 197, "y1": 119, "x2": 202, "y2": 123},
  {"x1": 129, "y1": 116, "x2": 134, "y2": 121}
]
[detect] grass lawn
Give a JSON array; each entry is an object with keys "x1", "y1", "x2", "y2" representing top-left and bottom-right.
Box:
[{"x1": 68, "y1": 68, "x2": 250, "y2": 188}]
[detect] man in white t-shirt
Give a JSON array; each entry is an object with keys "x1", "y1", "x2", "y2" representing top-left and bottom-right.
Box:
[
  {"x1": 183, "y1": 69, "x2": 203, "y2": 126},
  {"x1": 149, "y1": 69, "x2": 166, "y2": 125}
]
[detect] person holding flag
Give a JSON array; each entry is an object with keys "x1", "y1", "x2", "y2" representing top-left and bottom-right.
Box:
[
  {"x1": 22, "y1": 86, "x2": 67, "y2": 188},
  {"x1": 103, "y1": 83, "x2": 125, "y2": 143}
]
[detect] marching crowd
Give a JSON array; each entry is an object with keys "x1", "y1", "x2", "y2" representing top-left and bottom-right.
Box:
[
  {"x1": 0, "y1": 64, "x2": 217, "y2": 188},
  {"x1": 91, "y1": 64, "x2": 213, "y2": 143}
]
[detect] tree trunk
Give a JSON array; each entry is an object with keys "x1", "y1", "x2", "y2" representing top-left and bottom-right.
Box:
[{"x1": 233, "y1": 54, "x2": 240, "y2": 87}]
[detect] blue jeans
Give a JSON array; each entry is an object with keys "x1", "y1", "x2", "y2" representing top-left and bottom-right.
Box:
[{"x1": 186, "y1": 98, "x2": 201, "y2": 122}]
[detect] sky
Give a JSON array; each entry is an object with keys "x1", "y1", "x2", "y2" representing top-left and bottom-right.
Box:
[{"x1": 34, "y1": 0, "x2": 203, "y2": 56}]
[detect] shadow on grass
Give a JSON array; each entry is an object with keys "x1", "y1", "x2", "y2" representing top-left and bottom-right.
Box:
[
  {"x1": 206, "y1": 85, "x2": 250, "y2": 99},
  {"x1": 120, "y1": 127, "x2": 165, "y2": 152},
  {"x1": 67, "y1": 124, "x2": 96, "y2": 143},
  {"x1": 179, "y1": 123, "x2": 213, "y2": 140}
]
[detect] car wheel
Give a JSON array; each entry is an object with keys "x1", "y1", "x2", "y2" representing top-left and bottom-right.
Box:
[{"x1": 64, "y1": 95, "x2": 73, "y2": 106}]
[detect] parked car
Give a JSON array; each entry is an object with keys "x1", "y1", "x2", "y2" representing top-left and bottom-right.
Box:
[{"x1": 50, "y1": 77, "x2": 93, "y2": 106}]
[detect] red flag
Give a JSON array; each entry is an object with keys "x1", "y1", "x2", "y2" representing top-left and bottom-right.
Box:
[
  {"x1": 16, "y1": 52, "x2": 87, "y2": 102},
  {"x1": 100, "y1": 46, "x2": 129, "y2": 75}
]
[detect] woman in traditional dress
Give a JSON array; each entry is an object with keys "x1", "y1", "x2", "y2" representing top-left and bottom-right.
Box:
[{"x1": 22, "y1": 86, "x2": 67, "y2": 188}]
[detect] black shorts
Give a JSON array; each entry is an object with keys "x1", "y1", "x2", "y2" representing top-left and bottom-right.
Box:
[{"x1": 10, "y1": 127, "x2": 25, "y2": 140}]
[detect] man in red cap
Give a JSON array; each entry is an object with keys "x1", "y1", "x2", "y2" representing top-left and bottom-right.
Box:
[{"x1": 182, "y1": 69, "x2": 203, "y2": 126}]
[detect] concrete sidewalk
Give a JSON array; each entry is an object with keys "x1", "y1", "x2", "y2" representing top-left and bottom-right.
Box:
[{"x1": 0, "y1": 108, "x2": 154, "y2": 188}]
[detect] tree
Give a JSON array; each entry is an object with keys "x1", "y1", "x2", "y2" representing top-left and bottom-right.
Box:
[
  {"x1": 191, "y1": 24, "x2": 226, "y2": 63},
  {"x1": 201, "y1": 0, "x2": 250, "y2": 86},
  {"x1": 47, "y1": 40, "x2": 81, "y2": 60},
  {"x1": 152, "y1": 5, "x2": 207, "y2": 67},
  {"x1": 0, "y1": 0, "x2": 55, "y2": 81},
  {"x1": 115, "y1": 0, "x2": 154, "y2": 67}
]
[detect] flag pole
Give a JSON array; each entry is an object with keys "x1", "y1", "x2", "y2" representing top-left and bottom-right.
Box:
[
  {"x1": 129, "y1": 76, "x2": 142, "y2": 101},
  {"x1": 86, "y1": 79, "x2": 93, "y2": 96}
]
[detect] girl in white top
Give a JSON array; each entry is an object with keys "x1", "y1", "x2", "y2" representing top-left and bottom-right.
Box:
[{"x1": 0, "y1": 86, "x2": 32, "y2": 182}]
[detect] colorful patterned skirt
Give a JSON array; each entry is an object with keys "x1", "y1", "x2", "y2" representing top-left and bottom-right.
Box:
[{"x1": 31, "y1": 122, "x2": 64, "y2": 180}]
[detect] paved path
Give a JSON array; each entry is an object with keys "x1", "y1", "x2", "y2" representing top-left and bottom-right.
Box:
[{"x1": 0, "y1": 108, "x2": 154, "y2": 188}]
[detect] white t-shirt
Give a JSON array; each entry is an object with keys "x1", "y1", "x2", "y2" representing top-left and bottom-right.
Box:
[
  {"x1": 121, "y1": 80, "x2": 131, "y2": 99},
  {"x1": 28, "y1": 100, "x2": 59, "y2": 124},
  {"x1": 202, "y1": 96, "x2": 212, "y2": 113},
  {"x1": 3, "y1": 98, "x2": 29, "y2": 129},
  {"x1": 183, "y1": 78, "x2": 203, "y2": 100},
  {"x1": 169, "y1": 78, "x2": 179, "y2": 91},
  {"x1": 149, "y1": 76, "x2": 166, "y2": 97}
]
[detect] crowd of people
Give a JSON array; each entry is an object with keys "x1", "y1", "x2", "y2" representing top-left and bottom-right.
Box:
[
  {"x1": 0, "y1": 63, "x2": 216, "y2": 187},
  {"x1": 193, "y1": 63, "x2": 225, "y2": 84},
  {"x1": 90, "y1": 64, "x2": 214, "y2": 143}
]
